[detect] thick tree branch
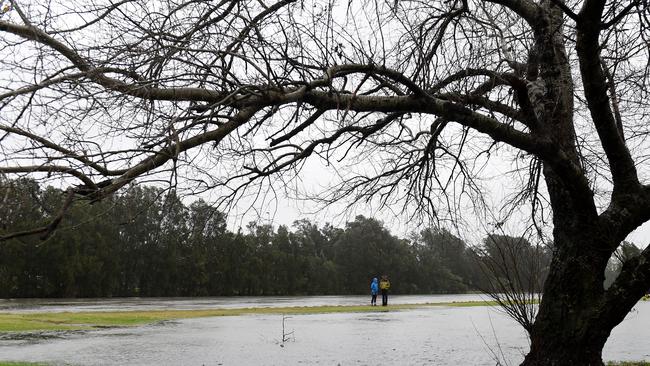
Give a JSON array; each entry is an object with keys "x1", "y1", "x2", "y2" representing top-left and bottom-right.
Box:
[
  {"x1": 485, "y1": 0, "x2": 541, "y2": 25},
  {"x1": 429, "y1": 70, "x2": 540, "y2": 130},
  {"x1": 439, "y1": 93, "x2": 527, "y2": 124},
  {"x1": 547, "y1": 0, "x2": 580, "y2": 22},
  {"x1": 0, "y1": 20, "x2": 229, "y2": 103},
  {"x1": 598, "y1": 242, "x2": 650, "y2": 332},
  {"x1": 0, "y1": 165, "x2": 95, "y2": 187},
  {"x1": 600, "y1": 59, "x2": 624, "y2": 137},
  {"x1": 598, "y1": 184, "x2": 650, "y2": 247},
  {"x1": 0, "y1": 18, "x2": 541, "y2": 161},
  {"x1": 576, "y1": 0, "x2": 640, "y2": 194},
  {"x1": 309, "y1": 64, "x2": 429, "y2": 96},
  {"x1": 295, "y1": 91, "x2": 544, "y2": 155}
]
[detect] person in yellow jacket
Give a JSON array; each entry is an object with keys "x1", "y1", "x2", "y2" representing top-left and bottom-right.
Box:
[{"x1": 379, "y1": 275, "x2": 390, "y2": 306}]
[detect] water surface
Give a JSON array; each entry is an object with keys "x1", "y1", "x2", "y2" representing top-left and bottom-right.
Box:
[
  {"x1": 0, "y1": 294, "x2": 489, "y2": 313},
  {"x1": 0, "y1": 296, "x2": 648, "y2": 365}
]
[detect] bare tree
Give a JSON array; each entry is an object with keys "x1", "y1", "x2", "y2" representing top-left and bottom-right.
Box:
[
  {"x1": 1, "y1": 0, "x2": 650, "y2": 364},
  {"x1": 477, "y1": 233, "x2": 550, "y2": 335}
]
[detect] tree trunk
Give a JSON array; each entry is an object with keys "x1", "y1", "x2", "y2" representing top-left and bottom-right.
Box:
[
  {"x1": 523, "y1": 337, "x2": 606, "y2": 366},
  {"x1": 521, "y1": 231, "x2": 612, "y2": 365},
  {"x1": 523, "y1": 222, "x2": 650, "y2": 365},
  {"x1": 521, "y1": 163, "x2": 617, "y2": 365},
  {"x1": 522, "y1": 243, "x2": 610, "y2": 365}
]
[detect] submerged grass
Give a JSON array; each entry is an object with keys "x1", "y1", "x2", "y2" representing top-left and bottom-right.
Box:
[{"x1": 0, "y1": 300, "x2": 501, "y2": 332}]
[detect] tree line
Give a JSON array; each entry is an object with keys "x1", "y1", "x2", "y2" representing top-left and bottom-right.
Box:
[{"x1": 0, "y1": 178, "x2": 633, "y2": 299}]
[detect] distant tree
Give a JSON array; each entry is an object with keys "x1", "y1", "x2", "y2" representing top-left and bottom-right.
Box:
[
  {"x1": 332, "y1": 216, "x2": 410, "y2": 293},
  {"x1": 415, "y1": 228, "x2": 474, "y2": 292},
  {"x1": 0, "y1": 179, "x2": 43, "y2": 296},
  {"x1": 184, "y1": 200, "x2": 227, "y2": 295}
]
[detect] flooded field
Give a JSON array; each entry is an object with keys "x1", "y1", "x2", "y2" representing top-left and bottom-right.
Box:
[
  {"x1": 0, "y1": 294, "x2": 489, "y2": 313},
  {"x1": 1, "y1": 296, "x2": 648, "y2": 365}
]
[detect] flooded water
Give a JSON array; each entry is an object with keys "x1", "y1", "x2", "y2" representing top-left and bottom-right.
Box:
[
  {"x1": 0, "y1": 294, "x2": 489, "y2": 313},
  {"x1": 1, "y1": 296, "x2": 648, "y2": 365}
]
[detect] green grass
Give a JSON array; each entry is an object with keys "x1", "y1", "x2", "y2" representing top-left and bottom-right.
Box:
[
  {"x1": 0, "y1": 300, "x2": 501, "y2": 332},
  {"x1": 0, "y1": 362, "x2": 49, "y2": 366}
]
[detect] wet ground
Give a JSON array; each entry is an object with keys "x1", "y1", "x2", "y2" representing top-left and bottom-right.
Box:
[
  {"x1": 0, "y1": 294, "x2": 489, "y2": 313},
  {"x1": 0, "y1": 296, "x2": 648, "y2": 365}
]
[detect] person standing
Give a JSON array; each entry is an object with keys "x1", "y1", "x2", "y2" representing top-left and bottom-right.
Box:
[
  {"x1": 370, "y1": 277, "x2": 379, "y2": 306},
  {"x1": 379, "y1": 275, "x2": 390, "y2": 306}
]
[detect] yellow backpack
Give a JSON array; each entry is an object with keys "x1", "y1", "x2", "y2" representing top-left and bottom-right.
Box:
[{"x1": 380, "y1": 279, "x2": 390, "y2": 290}]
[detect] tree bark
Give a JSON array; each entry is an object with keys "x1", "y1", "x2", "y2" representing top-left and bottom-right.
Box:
[
  {"x1": 515, "y1": 3, "x2": 631, "y2": 363},
  {"x1": 522, "y1": 234, "x2": 611, "y2": 365},
  {"x1": 520, "y1": 163, "x2": 643, "y2": 365}
]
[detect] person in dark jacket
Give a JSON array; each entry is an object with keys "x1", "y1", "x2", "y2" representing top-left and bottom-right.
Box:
[
  {"x1": 370, "y1": 277, "x2": 379, "y2": 306},
  {"x1": 379, "y1": 275, "x2": 390, "y2": 306}
]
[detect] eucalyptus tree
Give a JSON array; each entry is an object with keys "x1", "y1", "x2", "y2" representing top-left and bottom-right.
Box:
[{"x1": 1, "y1": 0, "x2": 649, "y2": 363}]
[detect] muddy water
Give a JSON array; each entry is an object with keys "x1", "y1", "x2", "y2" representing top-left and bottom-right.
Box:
[{"x1": 0, "y1": 297, "x2": 648, "y2": 365}]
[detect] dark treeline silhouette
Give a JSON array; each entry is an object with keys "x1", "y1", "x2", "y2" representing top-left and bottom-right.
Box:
[{"x1": 5, "y1": 178, "x2": 632, "y2": 299}]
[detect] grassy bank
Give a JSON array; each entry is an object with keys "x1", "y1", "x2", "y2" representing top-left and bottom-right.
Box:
[{"x1": 0, "y1": 300, "x2": 501, "y2": 333}]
